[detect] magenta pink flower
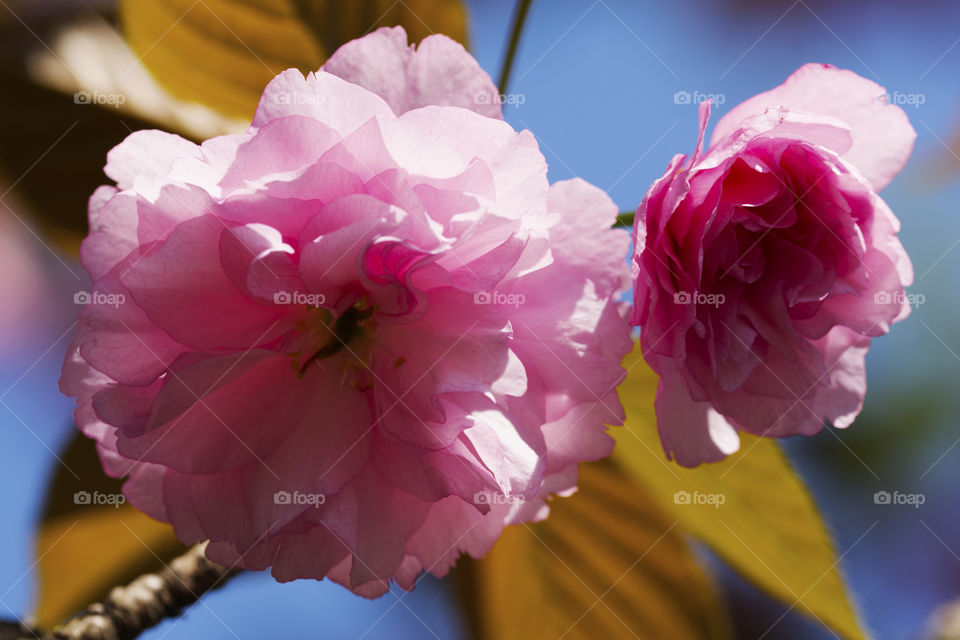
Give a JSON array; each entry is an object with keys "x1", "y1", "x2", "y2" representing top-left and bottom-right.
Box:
[
  {"x1": 60, "y1": 27, "x2": 632, "y2": 595},
  {"x1": 631, "y1": 64, "x2": 916, "y2": 466}
]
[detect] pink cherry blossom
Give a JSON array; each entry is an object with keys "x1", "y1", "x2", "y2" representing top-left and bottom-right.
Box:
[
  {"x1": 60, "y1": 27, "x2": 632, "y2": 595},
  {"x1": 631, "y1": 64, "x2": 915, "y2": 466}
]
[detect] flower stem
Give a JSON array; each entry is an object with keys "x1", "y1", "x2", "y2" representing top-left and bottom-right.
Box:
[
  {"x1": 498, "y1": 0, "x2": 535, "y2": 95},
  {"x1": 613, "y1": 212, "x2": 635, "y2": 229},
  {"x1": 36, "y1": 543, "x2": 237, "y2": 640}
]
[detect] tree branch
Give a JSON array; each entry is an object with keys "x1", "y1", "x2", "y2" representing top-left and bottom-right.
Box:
[{"x1": 35, "y1": 543, "x2": 237, "y2": 640}]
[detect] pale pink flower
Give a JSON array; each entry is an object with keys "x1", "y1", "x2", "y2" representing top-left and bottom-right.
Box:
[
  {"x1": 60, "y1": 27, "x2": 632, "y2": 595},
  {"x1": 631, "y1": 64, "x2": 915, "y2": 466}
]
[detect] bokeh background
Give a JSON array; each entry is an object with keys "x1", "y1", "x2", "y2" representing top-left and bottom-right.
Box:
[{"x1": 1, "y1": 0, "x2": 958, "y2": 638}]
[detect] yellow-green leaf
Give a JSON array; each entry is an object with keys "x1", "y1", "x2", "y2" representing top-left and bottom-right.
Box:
[
  {"x1": 34, "y1": 433, "x2": 185, "y2": 628},
  {"x1": 457, "y1": 459, "x2": 733, "y2": 640},
  {"x1": 120, "y1": 0, "x2": 468, "y2": 120},
  {"x1": 614, "y1": 343, "x2": 868, "y2": 640}
]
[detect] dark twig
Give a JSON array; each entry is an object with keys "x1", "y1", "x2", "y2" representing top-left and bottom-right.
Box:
[
  {"x1": 1, "y1": 619, "x2": 37, "y2": 640},
  {"x1": 497, "y1": 0, "x2": 535, "y2": 95},
  {"x1": 36, "y1": 543, "x2": 237, "y2": 640}
]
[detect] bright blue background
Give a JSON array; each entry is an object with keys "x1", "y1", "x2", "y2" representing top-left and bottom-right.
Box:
[{"x1": 2, "y1": 1, "x2": 960, "y2": 638}]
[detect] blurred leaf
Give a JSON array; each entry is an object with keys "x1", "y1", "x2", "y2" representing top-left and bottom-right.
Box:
[
  {"x1": 34, "y1": 432, "x2": 184, "y2": 628},
  {"x1": 614, "y1": 343, "x2": 868, "y2": 640},
  {"x1": 120, "y1": 0, "x2": 468, "y2": 120},
  {"x1": 457, "y1": 459, "x2": 733, "y2": 640},
  {"x1": 30, "y1": 15, "x2": 247, "y2": 141},
  {"x1": 0, "y1": 67, "x2": 159, "y2": 254}
]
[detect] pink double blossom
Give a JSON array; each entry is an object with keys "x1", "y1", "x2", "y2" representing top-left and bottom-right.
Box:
[
  {"x1": 61, "y1": 27, "x2": 632, "y2": 595},
  {"x1": 632, "y1": 64, "x2": 915, "y2": 466}
]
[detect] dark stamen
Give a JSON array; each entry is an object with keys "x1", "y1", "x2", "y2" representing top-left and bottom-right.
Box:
[{"x1": 298, "y1": 306, "x2": 374, "y2": 375}]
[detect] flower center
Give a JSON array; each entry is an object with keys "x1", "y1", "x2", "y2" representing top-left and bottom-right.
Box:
[{"x1": 296, "y1": 304, "x2": 375, "y2": 376}]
